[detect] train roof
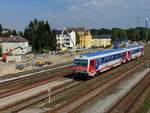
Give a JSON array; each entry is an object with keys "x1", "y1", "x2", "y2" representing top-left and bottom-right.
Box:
[
  {"x1": 80, "y1": 48, "x2": 125, "y2": 58},
  {"x1": 126, "y1": 44, "x2": 143, "y2": 50}
]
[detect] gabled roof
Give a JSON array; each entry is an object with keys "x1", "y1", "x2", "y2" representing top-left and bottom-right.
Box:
[
  {"x1": 55, "y1": 29, "x2": 72, "y2": 35},
  {"x1": 81, "y1": 48, "x2": 125, "y2": 58},
  {"x1": 0, "y1": 36, "x2": 28, "y2": 43}
]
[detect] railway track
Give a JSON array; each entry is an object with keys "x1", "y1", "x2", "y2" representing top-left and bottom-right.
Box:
[
  {"x1": 107, "y1": 72, "x2": 150, "y2": 113},
  {"x1": 0, "y1": 79, "x2": 83, "y2": 113},
  {"x1": 0, "y1": 70, "x2": 73, "y2": 97},
  {"x1": 0, "y1": 65, "x2": 73, "y2": 92},
  {"x1": 47, "y1": 61, "x2": 149, "y2": 113},
  {"x1": 0, "y1": 76, "x2": 62, "y2": 99},
  {"x1": 0, "y1": 62, "x2": 72, "y2": 84},
  {"x1": 0, "y1": 59, "x2": 146, "y2": 113}
]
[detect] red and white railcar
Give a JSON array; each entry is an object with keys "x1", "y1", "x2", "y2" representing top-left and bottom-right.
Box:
[{"x1": 71, "y1": 44, "x2": 144, "y2": 79}]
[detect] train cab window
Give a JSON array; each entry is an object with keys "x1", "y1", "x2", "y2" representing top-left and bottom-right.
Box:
[{"x1": 74, "y1": 59, "x2": 88, "y2": 67}]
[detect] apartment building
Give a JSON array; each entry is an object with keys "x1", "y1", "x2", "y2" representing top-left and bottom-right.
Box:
[{"x1": 56, "y1": 28, "x2": 76, "y2": 49}]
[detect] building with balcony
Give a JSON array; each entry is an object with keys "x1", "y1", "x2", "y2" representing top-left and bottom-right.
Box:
[
  {"x1": 56, "y1": 27, "x2": 112, "y2": 50},
  {"x1": 56, "y1": 28, "x2": 76, "y2": 49}
]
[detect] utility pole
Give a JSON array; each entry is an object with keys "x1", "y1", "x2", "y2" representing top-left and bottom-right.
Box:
[
  {"x1": 136, "y1": 17, "x2": 141, "y2": 27},
  {"x1": 145, "y1": 17, "x2": 149, "y2": 42}
]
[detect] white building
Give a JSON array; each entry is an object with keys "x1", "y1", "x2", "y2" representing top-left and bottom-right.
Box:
[
  {"x1": 0, "y1": 35, "x2": 32, "y2": 62},
  {"x1": 56, "y1": 28, "x2": 76, "y2": 49}
]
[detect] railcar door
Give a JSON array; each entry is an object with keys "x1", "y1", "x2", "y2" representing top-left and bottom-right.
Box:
[
  {"x1": 122, "y1": 52, "x2": 127, "y2": 63},
  {"x1": 89, "y1": 59, "x2": 96, "y2": 72},
  {"x1": 141, "y1": 48, "x2": 144, "y2": 55},
  {"x1": 127, "y1": 51, "x2": 131, "y2": 61}
]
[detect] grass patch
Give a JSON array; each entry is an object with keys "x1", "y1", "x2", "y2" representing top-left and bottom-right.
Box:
[
  {"x1": 137, "y1": 89, "x2": 150, "y2": 113},
  {"x1": 45, "y1": 88, "x2": 81, "y2": 107}
]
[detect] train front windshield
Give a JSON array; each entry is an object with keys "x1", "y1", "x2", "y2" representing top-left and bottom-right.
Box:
[{"x1": 74, "y1": 59, "x2": 88, "y2": 67}]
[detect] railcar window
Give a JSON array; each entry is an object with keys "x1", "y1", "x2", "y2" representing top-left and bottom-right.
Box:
[
  {"x1": 117, "y1": 54, "x2": 119, "y2": 58},
  {"x1": 104, "y1": 57, "x2": 108, "y2": 63},
  {"x1": 109, "y1": 56, "x2": 112, "y2": 61},
  {"x1": 97, "y1": 58, "x2": 101, "y2": 65},
  {"x1": 113, "y1": 55, "x2": 116, "y2": 60},
  {"x1": 132, "y1": 49, "x2": 139, "y2": 54},
  {"x1": 119, "y1": 54, "x2": 121, "y2": 58},
  {"x1": 99, "y1": 59, "x2": 101, "y2": 64},
  {"x1": 101, "y1": 58, "x2": 105, "y2": 64}
]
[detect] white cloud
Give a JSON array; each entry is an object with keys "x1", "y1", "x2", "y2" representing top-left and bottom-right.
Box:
[
  {"x1": 68, "y1": 0, "x2": 128, "y2": 11},
  {"x1": 47, "y1": 0, "x2": 150, "y2": 29}
]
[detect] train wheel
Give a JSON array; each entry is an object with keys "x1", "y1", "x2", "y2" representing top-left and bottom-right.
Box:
[
  {"x1": 122, "y1": 60, "x2": 127, "y2": 63},
  {"x1": 95, "y1": 71, "x2": 100, "y2": 77},
  {"x1": 86, "y1": 76, "x2": 93, "y2": 80},
  {"x1": 73, "y1": 72, "x2": 79, "y2": 80}
]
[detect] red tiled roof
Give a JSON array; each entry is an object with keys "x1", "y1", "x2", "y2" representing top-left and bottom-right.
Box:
[{"x1": 0, "y1": 36, "x2": 28, "y2": 43}]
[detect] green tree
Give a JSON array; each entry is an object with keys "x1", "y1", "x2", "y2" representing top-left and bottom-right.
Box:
[
  {"x1": 51, "y1": 29, "x2": 57, "y2": 50},
  {"x1": 148, "y1": 29, "x2": 150, "y2": 41},
  {"x1": 0, "y1": 45, "x2": 2, "y2": 57},
  {"x1": 118, "y1": 29, "x2": 127, "y2": 41},
  {"x1": 17, "y1": 31, "x2": 23, "y2": 37},
  {"x1": 111, "y1": 28, "x2": 119, "y2": 42},
  {"x1": 24, "y1": 19, "x2": 56, "y2": 52},
  {"x1": 0, "y1": 24, "x2": 3, "y2": 36},
  {"x1": 2, "y1": 28, "x2": 11, "y2": 37},
  {"x1": 127, "y1": 28, "x2": 137, "y2": 41}
]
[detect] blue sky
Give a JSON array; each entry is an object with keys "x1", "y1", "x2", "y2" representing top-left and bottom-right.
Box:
[{"x1": 0, "y1": 0, "x2": 149, "y2": 30}]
